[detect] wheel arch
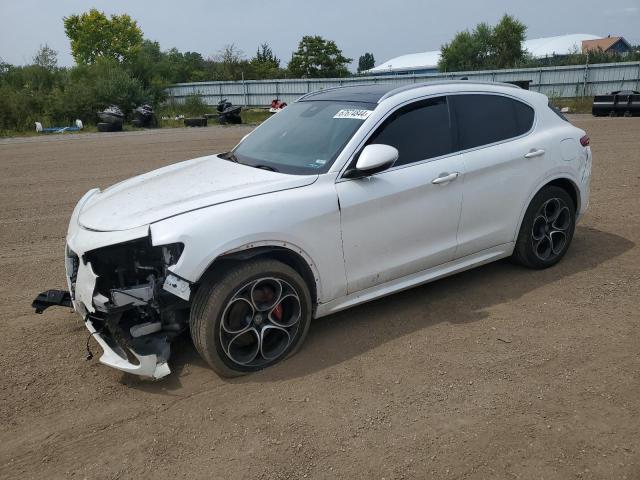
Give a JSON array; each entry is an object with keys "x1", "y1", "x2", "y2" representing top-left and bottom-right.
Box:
[
  {"x1": 196, "y1": 242, "x2": 321, "y2": 307},
  {"x1": 513, "y1": 175, "x2": 581, "y2": 241}
]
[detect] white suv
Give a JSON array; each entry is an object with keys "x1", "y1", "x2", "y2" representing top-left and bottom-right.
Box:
[{"x1": 34, "y1": 81, "x2": 592, "y2": 379}]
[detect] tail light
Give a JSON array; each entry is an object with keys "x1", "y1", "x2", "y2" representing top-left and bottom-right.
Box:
[{"x1": 580, "y1": 135, "x2": 590, "y2": 147}]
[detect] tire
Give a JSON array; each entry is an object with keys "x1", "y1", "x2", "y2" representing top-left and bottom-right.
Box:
[
  {"x1": 190, "y1": 259, "x2": 312, "y2": 377},
  {"x1": 512, "y1": 186, "x2": 576, "y2": 269},
  {"x1": 131, "y1": 119, "x2": 144, "y2": 128},
  {"x1": 97, "y1": 122, "x2": 122, "y2": 132},
  {"x1": 184, "y1": 117, "x2": 207, "y2": 127}
]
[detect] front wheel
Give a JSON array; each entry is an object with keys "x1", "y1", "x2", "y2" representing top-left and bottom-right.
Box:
[
  {"x1": 512, "y1": 186, "x2": 576, "y2": 269},
  {"x1": 190, "y1": 259, "x2": 312, "y2": 377}
]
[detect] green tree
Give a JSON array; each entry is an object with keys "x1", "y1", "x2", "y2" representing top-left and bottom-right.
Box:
[
  {"x1": 213, "y1": 44, "x2": 247, "y2": 80},
  {"x1": 288, "y1": 35, "x2": 352, "y2": 78},
  {"x1": 492, "y1": 14, "x2": 527, "y2": 68},
  {"x1": 33, "y1": 44, "x2": 58, "y2": 70},
  {"x1": 63, "y1": 9, "x2": 143, "y2": 64},
  {"x1": 438, "y1": 14, "x2": 526, "y2": 72},
  {"x1": 250, "y1": 43, "x2": 283, "y2": 79},
  {"x1": 357, "y1": 52, "x2": 375, "y2": 73}
]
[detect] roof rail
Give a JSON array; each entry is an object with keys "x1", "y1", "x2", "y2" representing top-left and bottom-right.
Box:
[{"x1": 378, "y1": 80, "x2": 520, "y2": 103}]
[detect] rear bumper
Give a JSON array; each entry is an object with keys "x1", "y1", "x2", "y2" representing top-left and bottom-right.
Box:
[{"x1": 85, "y1": 316, "x2": 171, "y2": 379}]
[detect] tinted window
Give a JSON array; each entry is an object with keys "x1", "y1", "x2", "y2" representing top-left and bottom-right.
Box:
[
  {"x1": 452, "y1": 94, "x2": 534, "y2": 150},
  {"x1": 368, "y1": 97, "x2": 453, "y2": 166}
]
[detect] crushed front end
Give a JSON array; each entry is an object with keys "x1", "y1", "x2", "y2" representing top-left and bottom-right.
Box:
[
  {"x1": 35, "y1": 224, "x2": 192, "y2": 379},
  {"x1": 75, "y1": 238, "x2": 189, "y2": 378}
]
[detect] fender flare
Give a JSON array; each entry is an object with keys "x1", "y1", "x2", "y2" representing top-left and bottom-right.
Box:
[
  {"x1": 199, "y1": 240, "x2": 324, "y2": 303},
  {"x1": 512, "y1": 174, "x2": 581, "y2": 242}
]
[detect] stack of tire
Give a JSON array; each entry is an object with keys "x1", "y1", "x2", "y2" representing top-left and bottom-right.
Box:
[
  {"x1": 217, "y1": 99, "x2": 242, "y2": 125},
  {"x1": 97, "y1": 105, "x2": 124, "y2": 132},
  {"x1": 592, "y1": 90, "x2": 640, "y2": 117},
  {"x1": 131, "y1": 104, "x2": 158, "y2": 128}
]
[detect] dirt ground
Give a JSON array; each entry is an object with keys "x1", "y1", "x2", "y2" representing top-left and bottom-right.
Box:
[{"x1": 1, "y1": 117, "x2": 639, "y2": 480}]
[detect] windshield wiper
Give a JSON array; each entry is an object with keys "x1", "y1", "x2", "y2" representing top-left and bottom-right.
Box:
[
  {"x1": 254, "y1": 164, "x2": 279, "y2": 172},
  {"x1": 222, "y1": 152, "x2": 239, "y2": 163}
]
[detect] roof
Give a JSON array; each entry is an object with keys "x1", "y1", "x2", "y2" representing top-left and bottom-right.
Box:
[
  {"x1": 365, "y1": 33, "x2": 602, "y2": 74},
  {"x1": 298, "y1": 84, "x2": 399, "y2": 104},
  {"x1": 298, "y1": 80, "x2": 520, "y2": 104},
  {"x1": 582, "y1": 36, "x2": 631, "y2": 53},
  {"x1": 367, "y1": 50, "x2": 442, "y2": 74},
  {"x1": 524, "y1": 33, "x2": 601, "y2": 58}
]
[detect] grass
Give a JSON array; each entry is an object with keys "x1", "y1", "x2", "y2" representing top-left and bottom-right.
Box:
[
  {"x1": 549, "y1": 97, "x2": 593, "y2": 114},
  {"x1": 1, "y1": 106, "x2": 273, "y2": 138}
]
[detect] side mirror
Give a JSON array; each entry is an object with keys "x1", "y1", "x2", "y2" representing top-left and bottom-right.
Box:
[{"x1": 345, "y1": 144, "x2": 398, "y2": 178}]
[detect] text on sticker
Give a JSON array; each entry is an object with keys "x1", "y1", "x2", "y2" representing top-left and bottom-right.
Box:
[{"x1": 333, "y1": 109, "x2": 373, "y2": 120}]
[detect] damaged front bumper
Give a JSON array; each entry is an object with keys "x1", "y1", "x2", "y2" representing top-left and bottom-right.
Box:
[
  {"x1": 84, "y1": 315, "x2": 171, "y2": 379},
  {"x1": 33, "y1": 200, "x2": 193, "y2": 379}
]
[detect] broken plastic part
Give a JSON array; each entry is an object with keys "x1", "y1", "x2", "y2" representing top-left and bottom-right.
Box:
[
  {"x1": 32, "y1": 290, "x2": 72, "y2": 314},
  {"x1": 85, "y1": 317, "x2": 171, "y2": 379},
  {"x1": 163, "y1": 274, "x2": 191, "y2": 301},
  {"x1": 130, "y1": 321, "x2": 162, "y2": 338}
]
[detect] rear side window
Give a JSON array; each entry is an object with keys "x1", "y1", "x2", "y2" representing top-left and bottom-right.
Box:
[
  {"x1": 368, "y1": 96, "x2": 453, "y2": 166},
  {"x1": 452, "y1": 94, "x2": 534, "y2": 150}
]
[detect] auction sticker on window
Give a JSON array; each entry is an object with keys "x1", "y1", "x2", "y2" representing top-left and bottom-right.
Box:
[{"x1": 333, "y1": 109, "x2": 373, "y2": 120}]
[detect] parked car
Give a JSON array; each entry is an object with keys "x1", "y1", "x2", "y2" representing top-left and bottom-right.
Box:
[{"x1": 33, "y1": 81, "x2": 592, "y2": 379}]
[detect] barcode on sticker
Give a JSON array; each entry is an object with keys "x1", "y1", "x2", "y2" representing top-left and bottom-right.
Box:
[{"x1": 333, "y1": 109, "x2": 373, "y2": 120}]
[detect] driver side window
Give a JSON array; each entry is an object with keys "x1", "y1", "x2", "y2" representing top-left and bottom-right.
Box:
[{"x1": 368, "y1": 96, "x2": 454, "y2": 167}]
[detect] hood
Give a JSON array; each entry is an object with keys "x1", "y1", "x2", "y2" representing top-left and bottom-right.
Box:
[{"x1": 78, "y1": 154, "x2": 318, "y2": 231}]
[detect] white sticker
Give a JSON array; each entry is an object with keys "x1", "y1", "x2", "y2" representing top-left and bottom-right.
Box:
[{"x1": 333, "y1": 109, "x2": 373, "y2": 120}]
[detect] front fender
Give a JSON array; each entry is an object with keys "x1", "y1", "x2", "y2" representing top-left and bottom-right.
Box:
[{"x1": 150, "y1": 178, "x2": 346, "y2": 303}]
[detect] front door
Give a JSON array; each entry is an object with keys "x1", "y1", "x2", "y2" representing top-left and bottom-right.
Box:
[{"x1": 336, "y1": 96, "x2": 464, "y2": 294}]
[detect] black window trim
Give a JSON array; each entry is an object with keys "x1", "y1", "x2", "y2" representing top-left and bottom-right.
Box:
[
  {"x1": 337, "y1": 94, "x2": 457, "y2": 180},
  {"x1": 337, "y1": 91, "x2": 537, "y2": 182},
  {"x1": 448, "y1": 92, "x2": 537, "y2": 155}
]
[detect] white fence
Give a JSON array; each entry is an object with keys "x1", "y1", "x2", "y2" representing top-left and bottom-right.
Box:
[{"x1": 166, "y1": 61, "x2": 640, "y2": 107}]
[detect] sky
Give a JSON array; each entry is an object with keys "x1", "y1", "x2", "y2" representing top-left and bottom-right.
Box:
[{"x1": 1, "y1": 0, "x2": 638, "y2": 69}]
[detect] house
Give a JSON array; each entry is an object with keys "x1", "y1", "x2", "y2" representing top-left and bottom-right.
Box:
[{"x1": 582, "y1": 36, "x2": 632, "y2": 55}]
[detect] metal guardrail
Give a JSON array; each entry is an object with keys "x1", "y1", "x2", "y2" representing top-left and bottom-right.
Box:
[{"x1": 166, "y1": 61, "x2": 640, "y2": 107}]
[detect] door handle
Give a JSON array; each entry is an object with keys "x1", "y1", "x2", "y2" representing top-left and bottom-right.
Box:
[
  {"x1": 431, "y1": 172, "x2": 459, "y2": 184},
  {"x1": 524, "y1": 149, "x2": 545, "y2": 159}
]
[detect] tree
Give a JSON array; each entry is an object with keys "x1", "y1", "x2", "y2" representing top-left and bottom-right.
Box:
[
  {"x1": 357, "y1": 52, "x2": 375, "y2": 73},
  {"x1": 438, "y1": 14, "x2": 526, "y2": 72},
  {"x1": 250, "y1": 43, "x2": 283, "y2": 79},
  {"x1": 33, "y1": 44, "x2": 58, "y2": 70},
  {"x1": 213, "y1": 44, "x2": 247, "y2": 80},
  {"x1": 491, "y1": 14, "x2": 527, "y2": 68},
  {"x1": 63, "y1": 9, "x2": 143, "y2": 64},
  {"x1": 288, "y1": 36, "x2": 352, "y2": 78}
]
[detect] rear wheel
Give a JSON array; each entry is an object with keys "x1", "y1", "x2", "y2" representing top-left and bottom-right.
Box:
[
  {"x1": 512, "y1": 186, "x2": 576, "y2": 269},
  {"x1": 190, "y1": 259, "x2": 312, "y2": 377}
]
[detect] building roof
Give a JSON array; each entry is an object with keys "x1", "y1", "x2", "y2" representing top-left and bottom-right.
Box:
[
  {"x1": 367, "y1": 50, "x2": 442, "y2": 74},
  {"x1": 582, "y1": 36, "x2": 631, "y2": 53},
  {"x1": 365, "y1": 33, "x2": 602, "y2": 74},
  {"x1": 524, "y1": 33, "x2": 601, "y2": 58}
]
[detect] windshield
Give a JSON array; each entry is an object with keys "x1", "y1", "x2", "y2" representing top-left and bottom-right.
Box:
[{"x1": 231, "y1": 100, "x2": 375, "y2": 174}]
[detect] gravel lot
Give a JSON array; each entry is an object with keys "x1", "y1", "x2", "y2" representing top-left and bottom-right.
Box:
[{"x1": 1, "y1": 116, "x2": 639, "y2": 480}]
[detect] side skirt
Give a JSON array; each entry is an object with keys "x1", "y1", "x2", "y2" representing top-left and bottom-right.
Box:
[{"x1": 314, "y1": 243, "x2": 514, "y2": 318}]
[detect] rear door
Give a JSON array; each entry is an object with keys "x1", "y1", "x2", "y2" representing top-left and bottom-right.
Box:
[
  {"x1": 450, "y1": 93, "x2": 540, "y2": 257},
  {"x1": 336, "y1": 96, "x2": 464, "y2": 294}
]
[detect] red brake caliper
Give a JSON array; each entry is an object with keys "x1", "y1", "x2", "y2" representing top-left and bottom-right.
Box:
[{"x1": 272, "y1": 303, "x2": 283, "y2": 321}]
